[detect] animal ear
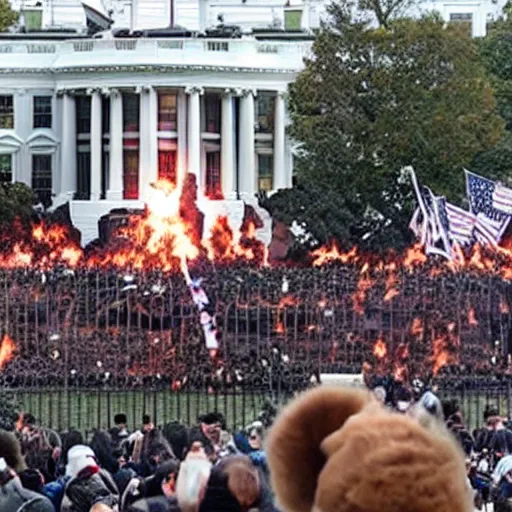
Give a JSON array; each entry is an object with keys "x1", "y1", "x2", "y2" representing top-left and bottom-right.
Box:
[{"x1": 266, "y1": 387, "x2": 371, "y2": 512}]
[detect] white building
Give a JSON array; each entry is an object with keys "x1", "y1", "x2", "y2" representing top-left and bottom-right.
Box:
[{"x1": 0, "y1": 0, "x2": 505, "y2": 244}]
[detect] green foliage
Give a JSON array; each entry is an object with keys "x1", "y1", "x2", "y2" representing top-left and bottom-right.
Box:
[
  {"x1": 277, "y1": 1, "x2": 503, "y2": 251},
  {"x1": 476, "y1": 15, "x2": 512, "y2": 182},
  {"x1": 0, "y1": 0, "x2": 18, "y2": 32},
  {"x1": 0, "y1": 393, "x2": 18, "y2": 431},
  {"x1": 0, "y1": 182, "x2": 35, "y2": 227}
]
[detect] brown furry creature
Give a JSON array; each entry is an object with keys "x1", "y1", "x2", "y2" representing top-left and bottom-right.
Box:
[{"x1": 266, "y1": 387, "x2": 473, "y2": 512}]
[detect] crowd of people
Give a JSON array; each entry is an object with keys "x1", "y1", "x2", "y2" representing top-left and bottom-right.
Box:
[
  {"x1": 0, "y1": 409, "x2": 276, "y2": 512},
  {"x1": 6, "y1": 384, "x2": 512, "y2": 511},
  {"x1": 0, "y1": 260, "x2": 511, "y2": 390}
]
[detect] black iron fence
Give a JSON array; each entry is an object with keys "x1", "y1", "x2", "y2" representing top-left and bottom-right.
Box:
[{"x1": 3, "y1": 378, "x2": 512, "y2": 434}]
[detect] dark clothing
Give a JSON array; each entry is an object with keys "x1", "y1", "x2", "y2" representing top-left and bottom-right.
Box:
[
  {"x1": 0, "y1": 477, "x2": 54, "y2": 512},
  {"x1": 62, "y1": 469, "x2": 119, "y2": 512},
  {"x1": 476, "y1": 428, "x2": 512, "y2": 457},
  {"x1": 128, "y1": 495, "x2": 181, "y2": 512},
  {"x1": 446, "y1": 415, "x2": 474, "y2": 456}
]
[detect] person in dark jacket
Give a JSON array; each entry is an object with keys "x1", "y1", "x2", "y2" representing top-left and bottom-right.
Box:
[
  {"x1": 476, "y1": 407, "x2": 512, "y2": 464},
  {"x1": 127, "y1": 460, "x2": 181, "y2": 512},
  {"x1": 61, "y1": 444, "x2": 119, "y2": 512},
  {"x1": 198, "y1": 455, "x2": 277, "y2": 512},
  {"x1": 0, "y1": 430, "x2": 54, "y2": 512}
]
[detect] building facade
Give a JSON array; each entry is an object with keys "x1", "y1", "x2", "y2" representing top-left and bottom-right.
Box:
[
  {"x1": 0, "y1": 0, "x2": 506, "y2": 244},
  {"x1": 0, "y1": 37, "x2": 306, "y2": 243}
]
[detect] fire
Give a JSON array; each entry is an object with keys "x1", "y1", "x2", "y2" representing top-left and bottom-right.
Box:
[
  {"x1": 312, "y1": 243, "x2": 357, "y2": 266},
  {"x1": 384, "y1": 288, "x2": 400, "y2": 302},
  {"x1": 352, "y1": 276, "x2": 374, "y2": 315},
  {"x1": 432, "y1": 336, "x2": 450, "y2": 375},
  {"x1": 468, "y1": 307, "x2": 478, "y2": 327},
  {"x1": 403, "y1": 244, "x2": 427, "y2": 267},
  {"x1": 410, "y1": 317, "x2": 423, "y2": 336},
  {"x1": 373, "y1": 337, "x2": 387, "y2": 359},
  {"x1": 0, "y1": 334, "x2": 15, "y2": 371}
]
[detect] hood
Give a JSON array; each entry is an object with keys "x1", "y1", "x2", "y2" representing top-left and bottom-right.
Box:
[{"x1": 66, "y1": 445, "x2": 98, "y2": 478}]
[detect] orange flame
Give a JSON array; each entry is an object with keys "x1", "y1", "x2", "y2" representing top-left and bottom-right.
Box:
[
  {"x1": 312, "y1": 243, "x2": 357, "y2": 266},
  {"x1": 410, "y1": 317, "x2": 423, "y2": 337},
  {"x1": 432, "y1": 336, "x2": 450, "y2": 375},
  {"x1": 373, "y1": 337, "x2": 387, "y2": 359},
  {"x1": 468, "y1": 307, "x2": 478, "y2": 327},
  {"x1": 0, "y1": 334, "x2": 15, "y2": 371}
]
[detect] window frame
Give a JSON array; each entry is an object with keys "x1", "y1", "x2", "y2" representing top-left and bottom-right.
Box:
[
  {"x1": 31, "y1": 153, "x2": 53, "y2": 207},
  {"x1": 0, "y1": 95, "x2": 14, "y2": 129},
  {"x1": 33, "y1": 96, "x2": 52, "y2": 129},
  {"x1": 158, "y1": 92, "x2": 178, "y2": 132},
  {"x1": 0, "y1": 154, "x2": 13, "y2": 183}
]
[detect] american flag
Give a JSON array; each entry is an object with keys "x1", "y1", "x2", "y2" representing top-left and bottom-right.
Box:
[
  {"x1": 493, "y1": 182, "x2": 512, "y2": 215},
  {"x1": 445, "y1": 202, "x2": 476, "y2": 246},
  {"x1": 409, "y1": 169, "x2": 452, "y2": 259},
  {"x1": 465, "y1": 170, "x2": 510, "y2": 247}
]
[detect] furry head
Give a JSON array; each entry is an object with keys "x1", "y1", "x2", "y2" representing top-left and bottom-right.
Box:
[{"x1": 266, "y1": 387, "x2": 472, "y2": 512}]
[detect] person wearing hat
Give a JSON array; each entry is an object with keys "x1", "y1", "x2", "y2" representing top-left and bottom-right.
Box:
[
  {"x1": 0, "y1": 430, "x2": 54, "y2": 512},
  {"x1": 60, "y1": 445, "x2": 119, "y2": 512}
]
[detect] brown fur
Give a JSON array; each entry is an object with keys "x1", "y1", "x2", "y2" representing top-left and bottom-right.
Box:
[{"x1": 267, "y1": 387, "x2": 472, "y2": 512}]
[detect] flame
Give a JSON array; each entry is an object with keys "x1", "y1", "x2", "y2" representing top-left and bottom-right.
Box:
[
  {"x1": 468, "y1": 307, "x2": 478, "y2": 327},
  {"x1": 352, "y1": 276, "x2": 374, "y2": 315},
  {"x1": 0, "y1": 334, "x2": 15, "y2": 371},
  {"x1": 373, "y1": 337, "x2": 387, "y2": 359},
  {"x1": 432, "y1": 336, "x2": 450, "y2": 375},
  {"x1": 403, "y1": 244, "x2": 427, "y2": 267},
  {"x1": 312, "y1": 243, "x2": 357, "y2": 266},
  {"x1": 410, "y1": 317, "x2": 423, "y2": 336},
  {"x1": 384, "y1": 288, "x2": 400, "y2": 302}
]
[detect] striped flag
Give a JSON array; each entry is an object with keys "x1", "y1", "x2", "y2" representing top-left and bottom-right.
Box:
[
  {"x1": 409, "y1": 169, "x2": 452, "y2": 259},
  {"x1": 493, "y1": 182, "x2": 512, "y2": 215},
  {"x1": 465, "y1": 170, "x2": 510, "y2": 247},
  {"x1": 445, "y1": 202, "x2": 476, "y2": 246}
]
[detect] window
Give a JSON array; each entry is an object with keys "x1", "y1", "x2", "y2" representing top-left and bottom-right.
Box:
[
  {"x1": 258, "y1": 154, "x2": 273, "y2": 191},
  {"x1": 76, "y1": 151, "x2": 91, "y2": 200},
  {"x1": 33, "y1": 96, "x2": 52, "y2": 128},
  {"x1": 102, "y1": 96, "x2": 110, "y2": 134},
  {"x1": 123, "y1": 149, "x2": 139, "y2": 199},
  {"x1": 158, "y1": 149, "x2": 177, "y2": 184},
  {"x1": 206, "y1": 151, "x2": 221, "y2": 199},
  {"x1": 76, "y1": 96, "x2": 91, "y2": 134},
  {"x1": 204, "y1": 94, "x2": 220, "y2": 134},
  {"x1": 0, "y1": 154, "x2": 12, "y2": 183},
  {"x1": 0, "y1": 96, "x2": 14, "y2": 129},
  {"x1": 158, "y1": 93, "x2": 177, "y2": 131},
  {"x1": 255, "y1": 94, "x2": 275, "y2": 134},
  {"x1": 123, "y1": 93, "x2": 139, "y2": 132},
  {"x1": 32, "y1": 154, "x2": 52, "y2": 207},
  {"x1": 449, "y1": 13, "x2": 473, "y2": 35}
]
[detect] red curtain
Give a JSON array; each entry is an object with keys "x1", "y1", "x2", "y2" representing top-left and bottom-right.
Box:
[{"x1": 158, "y1": 150, "x2": 177, "y2": 184}]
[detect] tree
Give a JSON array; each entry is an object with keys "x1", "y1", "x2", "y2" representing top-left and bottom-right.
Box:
[
  {"x1": 0, "y1": 182, "x2": 35, "y2": 227},
  {"x1": 475, "y1": 13, "x2": 512, "y2": 181},
  {"x1": 268, "y1": 2, "x2": 503, "y2": 251},
  {"x1": 0, "y1": 0, "x2": 18, "y2": 32}
]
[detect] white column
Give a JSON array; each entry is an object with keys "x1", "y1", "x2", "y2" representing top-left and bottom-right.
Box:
[
  {"x1": 138, "y1": 86, "x2": 158, "y2": 200},
  {"x1": 60, "y1": 92, "x2": 76, "y2": 201},
  {"x1": 89, "y1": 89, "x2": 102, "y2": 201},
  {"x1": 107, "y1": 89, "x2": 123, "y2": 200},
  {"x1": 177, "y1": 90, "x2": 188, "y2": 188},
  {"x1": 221, "y1": 89, "x2": 236, "y2": 199},
  {"x1": 273, "y1": 92, "x2": 287, "y2": 191},
  {"x1": 137, "y1": 86, "x2": 148, "y2": 200},
  {"x1": 186, "y1": 86, "x2": 202, "y2": 192},
  {"x1": 148, "y1": 87, "x2": 158, "y2": 188},
  {"x1": 238, "y1": 89, "x2": 256, "y2": 198}
]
